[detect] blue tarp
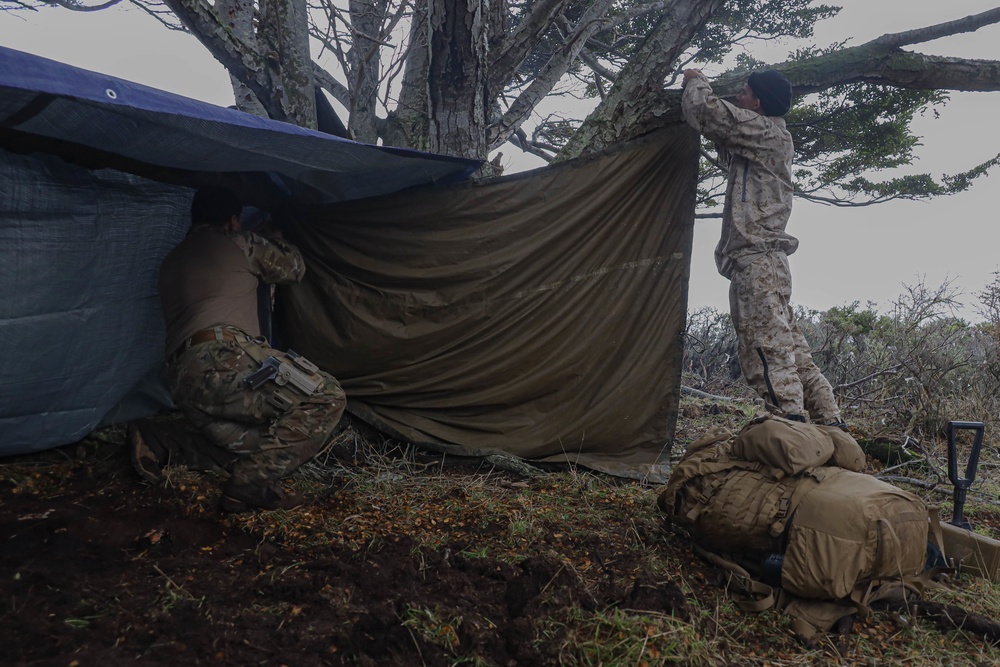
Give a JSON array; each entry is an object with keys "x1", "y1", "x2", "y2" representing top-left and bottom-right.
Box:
[
  {"x1": 0, "y1": 45, "x2": 478, "y2": 202},
  {"x1": 0, "y1": 46, "x2": 478, "y2": 455}
]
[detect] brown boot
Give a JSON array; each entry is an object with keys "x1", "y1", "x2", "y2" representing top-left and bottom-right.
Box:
[
  {"x1": 129, "y1": 421, "x2": 167, "y2": 484},
  {"x1": 218, "y1": 479, "x2": 304, "y2": 513},
  {"x1": 824, "y1": 419, "x2": 850, "y2": 432}
]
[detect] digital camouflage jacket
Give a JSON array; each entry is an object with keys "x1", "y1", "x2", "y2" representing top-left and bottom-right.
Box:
[{"x1": 682, "y1": 75, "x2": 799, "y2": 279}]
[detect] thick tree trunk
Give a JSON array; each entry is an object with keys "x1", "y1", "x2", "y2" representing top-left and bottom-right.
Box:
[
  {"x1": 557, "y1": 0, "x2": 724, "y2": 161},
  {"x1": 382, "y1": 2, "x2": 431, "y2": 150},
  {"x1": 426, "y1": 0, "x2": 490, "y2": 160},
  {"x1": 259, "y1": 0, "x2": 318, "y2": 129},
  {"x1": 216, "y1": 0, "x2": 268, "y2": 117},
  {"x1": 346, "y1": 0, "x2": 385, "y2": 143}
]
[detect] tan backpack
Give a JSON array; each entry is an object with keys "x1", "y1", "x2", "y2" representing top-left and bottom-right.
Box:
[{"x1": 659, "y1": 415, "x2": 929, "y2": 642}]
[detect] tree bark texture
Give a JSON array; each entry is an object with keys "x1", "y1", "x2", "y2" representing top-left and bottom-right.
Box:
[
  {"x1": 559, "y1": 5, "x2": 1000, "y2": 161},
  {"x1": 162, "y1": 0, "x2": 316, "y2": 128},
  {"x1": 557, "y1": 0, "x2": 725, "y2": 161},
  {"x1": 162, "y1": 0, "x2": 280, "y2": 118},
  {"x1": 259, "y1": 0, "x2": 318, "y2": 129},
  {"x1": 217, "y1": 0, "x2": 268, "y2": 117},
  {"x1": 345, "y1": 0, "x2": 386, "y2": 143},
  {"x1": 427, "y1": 0, "x2": 490, "y2": 159},
  {"x1": 382, "y1": 2, "x2": 432, "y2": 150}
]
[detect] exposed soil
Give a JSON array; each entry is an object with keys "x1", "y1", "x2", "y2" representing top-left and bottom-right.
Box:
[
  {"x1": 4, "y1": 408, "x2": 999, "y2": 666},
  {"x1": 0, "y1": 422, "x2": 697, "y2": 667}
]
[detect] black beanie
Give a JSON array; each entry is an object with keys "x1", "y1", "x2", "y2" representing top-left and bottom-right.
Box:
[{"x1": 747, "y1": 70, "x2": 792, "y2": 116}]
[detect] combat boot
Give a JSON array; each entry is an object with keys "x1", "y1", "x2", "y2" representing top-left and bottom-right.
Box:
[
  {"x1": 824, "y1": 419, "x2": 850, "y2": 432},
  {"x1": 219, "y1": 478, "x2": 304, "y2": 513},
  {"x1": 129, "y1": 421, "x2": 167, "y2": 484}
]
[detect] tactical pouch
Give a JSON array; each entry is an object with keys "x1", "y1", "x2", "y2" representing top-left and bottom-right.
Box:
[
  {"x1": 733, "y1": 415, "x2": 834, "y2": 476},
  {"x1": 780, "y1": 469, "x2": 928, "y2": 600}
]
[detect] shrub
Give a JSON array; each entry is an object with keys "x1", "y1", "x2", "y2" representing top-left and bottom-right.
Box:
[{"x1": 683, "y1": 277, "x2": 999, "y2": 444}]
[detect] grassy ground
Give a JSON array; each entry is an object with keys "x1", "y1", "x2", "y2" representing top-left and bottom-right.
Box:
[{"x1": 2, "y1": 398, "x2": 999, "y2": 666}]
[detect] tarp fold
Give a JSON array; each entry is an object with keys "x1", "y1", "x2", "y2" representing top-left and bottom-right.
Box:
[{"x1": 281, "y1": 128, "x2": 699, "y2": 479}]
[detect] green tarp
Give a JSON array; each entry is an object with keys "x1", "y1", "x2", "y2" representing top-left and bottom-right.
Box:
[{"x1": 282, "y1": 127, "x2": 699, "y2": 480}]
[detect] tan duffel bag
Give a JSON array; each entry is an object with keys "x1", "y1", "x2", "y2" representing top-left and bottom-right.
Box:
[{"x1": 780, "y1": 467, "x2": 928, "y2": 600}]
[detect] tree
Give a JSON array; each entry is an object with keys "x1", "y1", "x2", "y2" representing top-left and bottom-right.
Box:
[{"x1": 7, "y1": 0, "x2": 1000, "y2": 198}]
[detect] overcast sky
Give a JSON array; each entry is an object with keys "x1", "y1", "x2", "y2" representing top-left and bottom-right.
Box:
[{"x1": 2, "y1": 1, "x2": 998, "y2": 321}]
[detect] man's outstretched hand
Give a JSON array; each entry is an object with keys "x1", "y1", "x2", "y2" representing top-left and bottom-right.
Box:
[{"x1": 682, "y1": 69, "x2": 703, "y2": 87}]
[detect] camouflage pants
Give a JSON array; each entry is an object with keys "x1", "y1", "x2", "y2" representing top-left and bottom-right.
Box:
[
  {"x1": 166, "y1": 331, "x2": 346, "y2": 486},
  {"x1": 728, "y1": 252, "x2": 840, "y2": 422}
]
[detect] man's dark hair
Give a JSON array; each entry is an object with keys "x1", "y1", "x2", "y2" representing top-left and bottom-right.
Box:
[
  {"x1": 190, "y1": 187, "x2": 242, "y2": 227},
  {"x1": 747, "y1": 70, "x2": 793, "y2": 117}
]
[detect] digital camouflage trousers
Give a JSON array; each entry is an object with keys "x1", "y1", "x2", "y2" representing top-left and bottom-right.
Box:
[
  {"x1": 166, "y1": 330, "x2": 346, "y2": 487},
  {"x1": 728, "y1": 252, "x2": 840, "y2": 423}
]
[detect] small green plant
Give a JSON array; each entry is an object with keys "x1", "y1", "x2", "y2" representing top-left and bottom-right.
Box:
[
  {"x1": 460, "y1": 546, "x2": 490, "y2": 559},
  {"x1": 401, "y1": 605, "x2": 463, "y2": 652},
  {"x1": 537, "y1": 605, "x2": 717, "y2": 667}
]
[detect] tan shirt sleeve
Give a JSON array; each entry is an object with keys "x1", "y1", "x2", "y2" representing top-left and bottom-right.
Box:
[{"x1": 230, "y1": 231, "x2": 307, "y2": 284}]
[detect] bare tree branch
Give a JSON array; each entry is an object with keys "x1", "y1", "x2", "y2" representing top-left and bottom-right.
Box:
[
  {"x1": 2, "y1": 0, "x2": 40, "y2": 10},
  {"x1": 795, "y1": 192, "x2": 908, "y2": 207},
  {"x1": 833, "y1": 364, "x2": 905, "y2": 392},
  {"x1": 488, "y1": 0, "x2": 618, "y2": 150},
  {"x1": 45, "y1": 0, "x2": 122, "y2": 11},
  {"x1": 126, "y1": 0, "x2": 186, "y2": 31},
  {"x1": 870, "y1": 7, "x2": 1000, "y2": 50},
  {"x1": 489, "y1": 0, "x2": 571, "y2": 94},
  {"x1": 510, "y1": 128, "x2": 557, "y2": 162},
  {"x1": 579, "y1": 48, "x2": 618, "y2": 85},
  {"x1": 312, "y1": 62, "x2": 351, "y2": 108},
  {"x1": 159, "y1": 0, "x2": 284, "y2": 120}
]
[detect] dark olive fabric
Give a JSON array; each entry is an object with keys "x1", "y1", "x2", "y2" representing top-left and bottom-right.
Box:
[{"x1": 279, "y1": 126, "x2": 699, "y2": 480}]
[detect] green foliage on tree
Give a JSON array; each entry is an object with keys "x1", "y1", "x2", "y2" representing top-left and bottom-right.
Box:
[{"x1": 8, "y1": 0, "x2": 1000, "y2": 199}]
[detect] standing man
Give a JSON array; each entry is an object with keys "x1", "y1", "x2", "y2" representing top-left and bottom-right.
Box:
[
  {"x1": 681, "y1": 69, "x2": 844, "y2": 427},
  {"x1": 156, "y1": 187, "x2": 346, "y2": 512}
]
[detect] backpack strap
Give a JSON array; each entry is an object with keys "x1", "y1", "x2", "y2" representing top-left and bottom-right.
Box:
[
  {"x1": 693, "y1": 546, "x2": 865, "y2": 645},
  {"x1": 928, "y1": 507, "x2": 948, "y2": 564},
  {"x1": 692, "y1": 545, "x2": 776, "y2": 612}
]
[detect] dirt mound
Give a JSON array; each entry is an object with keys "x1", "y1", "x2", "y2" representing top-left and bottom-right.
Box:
[{"x1": 0, "y1": 438, "x2": 690, "y2": 667}]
